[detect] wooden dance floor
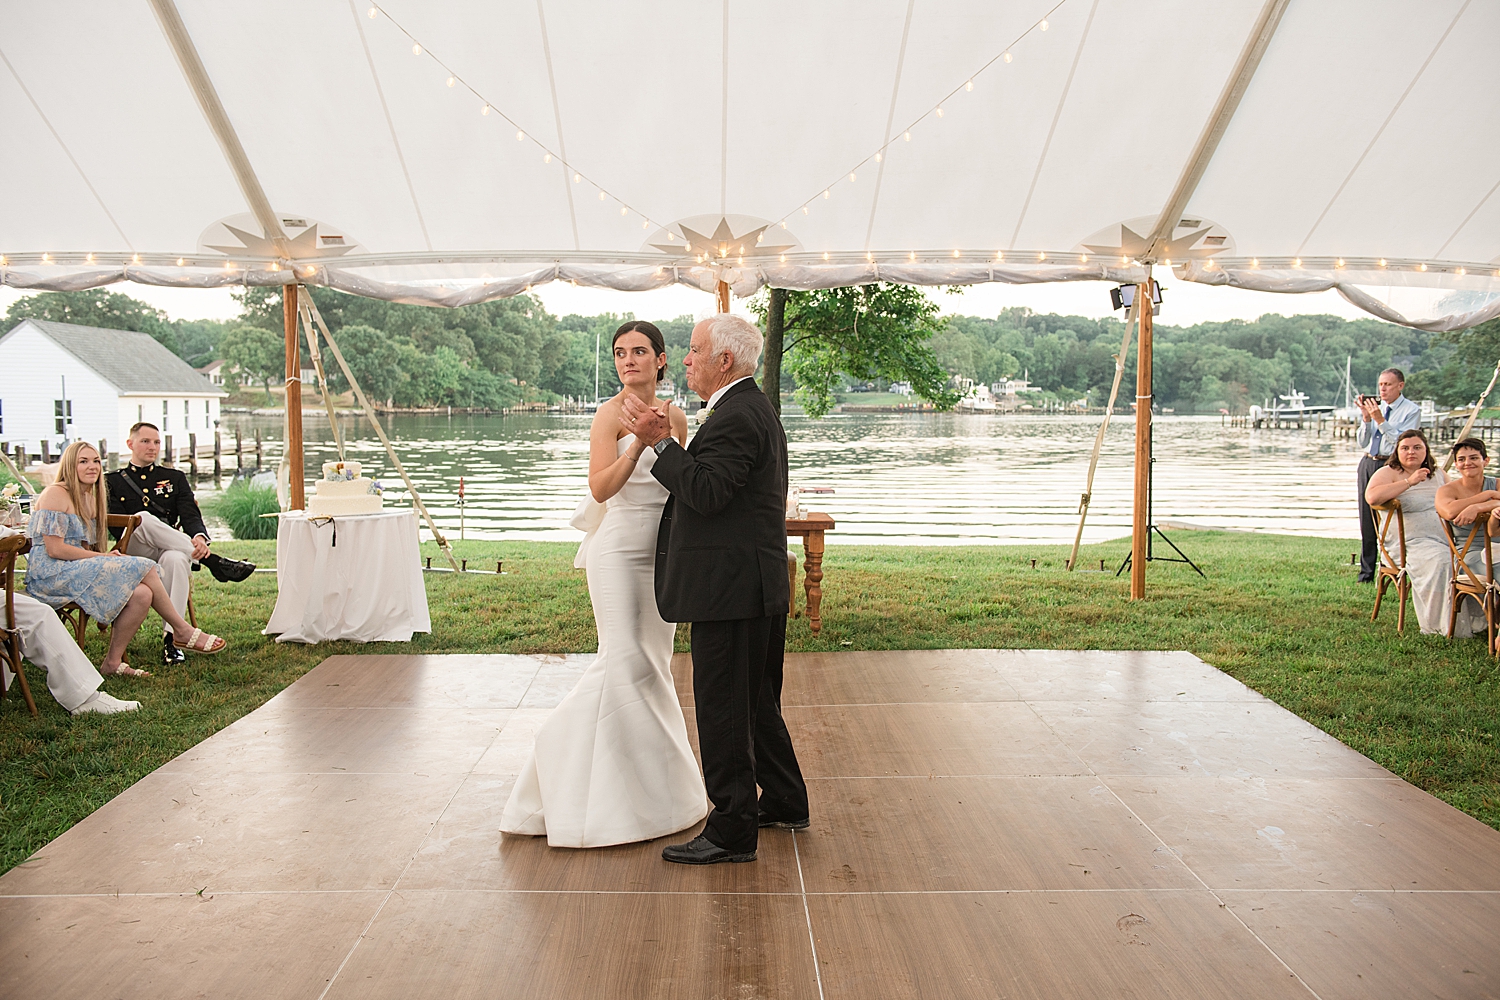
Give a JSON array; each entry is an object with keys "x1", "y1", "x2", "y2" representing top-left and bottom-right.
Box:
[{"x1": 3, "y1": 649, "x2": 1499, "y2": 999}]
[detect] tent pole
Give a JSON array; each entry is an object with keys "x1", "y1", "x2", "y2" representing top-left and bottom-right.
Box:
[
  {"x1": 1131, "y1": 278, "x2": 1153, "y2": 600},
  {"x1": 1443, "y1": 358, "x2": 1500, "y2": 473},
  {"x1": 283, "y1": 283, "x2": 305, "y2": 511},
  {"x1": 716, "y1": 279, "x2": 730, "y2": 313},
  {"x1": 1066, "y1": 315, "x2": 1135, "y2": 570}
]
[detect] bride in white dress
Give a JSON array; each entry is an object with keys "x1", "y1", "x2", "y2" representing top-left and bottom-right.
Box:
[{"x1": 500, "y1": 321, "x2": 707, "y2": 847}]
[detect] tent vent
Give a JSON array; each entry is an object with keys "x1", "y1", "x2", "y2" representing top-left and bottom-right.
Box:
[
  {"x1": 1178, "y1": 218, "x2": 1201, "y2": 228},
  {"x1": 320, "y1": 235, "x2": 346, "y2": 246},
  {"x1": 1204, "y1": 235, "x2": 1226, "y2": 246},
  {"x1": 281, "y1": 217, "x2": 308, "y2": 228}
]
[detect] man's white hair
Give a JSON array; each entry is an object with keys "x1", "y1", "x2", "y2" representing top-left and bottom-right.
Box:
[{"x1": 702, "y1": 313, "x2": 764, "y2": 378}]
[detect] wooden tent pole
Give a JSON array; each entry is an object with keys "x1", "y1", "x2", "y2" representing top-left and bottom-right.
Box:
[
  {"x1": 716, "y1": 279, "x2": 730, "y2": 313},
  {"x1": 1443, "y1": 358, "x2": 1500, "y2": 473},
  {"x1": 283, "y1": 283, "x2": 304, "y2": 511},
  {"x1": 1066, "y1": 315, "x2": 1136, "y2": 570},
  {"x1": 1131, "y1": 279, "x2": 1154, "y2": 600}
]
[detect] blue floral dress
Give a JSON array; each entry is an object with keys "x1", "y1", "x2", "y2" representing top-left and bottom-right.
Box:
[{"x1": 25, "y1": 509, "x2": 155, "y2": 622}]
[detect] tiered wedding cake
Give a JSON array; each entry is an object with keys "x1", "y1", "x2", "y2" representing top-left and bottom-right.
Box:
[{"x1": 306, "y1": 461, "x2": 383, "y2": 517}]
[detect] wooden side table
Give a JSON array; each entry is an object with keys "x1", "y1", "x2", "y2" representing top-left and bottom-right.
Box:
[{"x1": 786, "y1": 512, "x2": 835, "y2": 634}]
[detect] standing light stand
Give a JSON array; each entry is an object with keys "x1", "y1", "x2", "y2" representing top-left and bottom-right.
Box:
[{"x1": 1115, "y1": 431, "x2": 1205, "y2": 579}]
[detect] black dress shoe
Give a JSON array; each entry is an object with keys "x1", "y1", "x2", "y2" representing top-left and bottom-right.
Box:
[
  {"x1": 661, "y1": 834, "x2": 756, "y2": 865},
  {"x1": 162, "y1": 634, "x2": 186, "y2": 666},
  {"x1": 758, "y1": 813, "x2": 810, "y2": 831},
  {"x1": 203, "y1": 553, "x2": 256, "y2": 583}
]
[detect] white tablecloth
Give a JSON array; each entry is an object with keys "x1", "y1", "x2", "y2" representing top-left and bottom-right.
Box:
[{"x1": 265, "y1": 510, "x2": 431, "y2": 644}]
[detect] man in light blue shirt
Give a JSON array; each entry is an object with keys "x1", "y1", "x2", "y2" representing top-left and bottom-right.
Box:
[{"x1": 1356, "y1": 367, "x2": 1423, "y2": 581}]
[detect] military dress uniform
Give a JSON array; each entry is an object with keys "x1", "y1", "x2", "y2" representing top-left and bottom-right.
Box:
[{"x1": 106, "y1": 463, "x2": 253, "y2": 662}]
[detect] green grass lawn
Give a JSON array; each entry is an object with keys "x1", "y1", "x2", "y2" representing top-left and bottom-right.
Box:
[{"x1": 3, "y1": 530, "x2": 1498, "y2": 875}]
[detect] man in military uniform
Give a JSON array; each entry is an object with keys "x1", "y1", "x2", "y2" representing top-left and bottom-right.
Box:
[{"x1": 107, "y1": 422, "x2": 254, "y2": 665}]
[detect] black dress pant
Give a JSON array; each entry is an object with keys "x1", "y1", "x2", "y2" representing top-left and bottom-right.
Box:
[
  {"x1": 690, "y1": 613, "x2": 808, "y2": 853},
  {"x1": 1357, "y1": 454, "x2": 1385, "y2": 580}
]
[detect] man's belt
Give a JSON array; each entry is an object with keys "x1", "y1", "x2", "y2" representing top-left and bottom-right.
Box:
[{"x1": 117, "y1": 473, "x2": 176, "y2": 526}]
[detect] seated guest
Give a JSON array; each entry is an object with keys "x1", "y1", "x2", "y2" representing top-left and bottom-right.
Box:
[
  {"x1": 1436, "y1": 437, "x2": 1500, "y2": 530},
  {"x1": 27, "y1": 442, "x2": 226, "y2": 675},
  {"x1": 106, "y1": 422, "x2": 253, "y2": 667},
  {"x1": 2, "y1": 524, "x2": 139, "y2": 715},
  {"x1": 1364, "y1": 429, "x2": 1482, "y2": 636}
]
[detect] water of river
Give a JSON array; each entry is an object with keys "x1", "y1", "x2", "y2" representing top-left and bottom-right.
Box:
[{"x1": 207, "y1": 411, "x2": 1363, "y2": 546}]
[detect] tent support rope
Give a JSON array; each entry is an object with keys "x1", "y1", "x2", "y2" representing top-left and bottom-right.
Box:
[
  {"x1": 297, "y1": 295, "x2": 344, "y2": 462},
  {"x1": 1067, "y1": 312, "x2": 1136, "y2": 570},
  {"x1": 303, "y1": 294, "x2": 461, "y2": 571}
]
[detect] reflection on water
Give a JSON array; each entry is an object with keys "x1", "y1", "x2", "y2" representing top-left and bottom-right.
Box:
[{"x1": 212, "y1": 412, "x2": 1362, "y2": 545}]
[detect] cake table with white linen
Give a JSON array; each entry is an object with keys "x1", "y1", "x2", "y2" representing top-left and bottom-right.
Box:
[{"x1": 265, "y1": 509, "x2": 430, "y2": 644}]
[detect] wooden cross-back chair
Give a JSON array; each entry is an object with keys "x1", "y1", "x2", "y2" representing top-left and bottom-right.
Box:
[
  {"x1": 1441, "y1": 510, "x2": 1498, "y2": 656},
  {"x1": 1370, "y1": 500, "x2": 1412, "y2": 633},
  {"x1": 1, "y1": 533, "x2": 39, "y2": 717}
]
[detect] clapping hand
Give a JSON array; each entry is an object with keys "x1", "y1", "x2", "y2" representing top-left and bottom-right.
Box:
[{"x1": 619, "y1": 394, "x2": 671, "y2": 446}]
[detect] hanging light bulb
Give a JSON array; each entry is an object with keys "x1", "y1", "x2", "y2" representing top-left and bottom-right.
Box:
[
  {"x1": 1003, "y1": 51, "x2": 1013, "y2": 63},
  {"x1": 0, "y1": 255, "x2": 7, "y2": 265},
  {"x1": 1079, "y1": 254, "x2": 1087, "y2": 263},
  {"x1": 849, "y1": 172, "x2": 857, "y2": 182},
  {"x1": 224, "y1": 260, "x2": 234, "y2": 269},
  {"x1": 1292, "y1": 257, "x2": 1302, "y2": 268},
  {"x1": 1457, "y1": 266, "x2": 1466, "y2": 275},
  {"x1": 1418, "y1": 262, "x2": 1428, "y2": 271},
  {"x1": 543, "y1": 152, "x2": 552, "y2": 163},
  {"x1": 481, "y1": 104, "x2": 490, "y2": 115},
  {"x1": 1336, "y1": 258, "x2": 1345, "y2": 268},
  {"x1": 269, "y1": 260, "x2": 279, "y2": 271},
  {"x1": 446, "y1": 76, "x2": 455, "y2": 87},
  {"x1": 367, "y1": 6, "x2": 377, "y2": 17},
  {"x1": 952, "y1": 249, "x2": 961, "y2": 258},
  {"x1": 802, "y1": 206, "x2": 809, "y2": 215},
  {"x1": 995, "y1": 251, "x2": 1004, "y2": 261},
  {"x1": 598, "y1": 190, "x2": 606, "y2": 201},
  {"x1": 903, "y1": 131, "x2": 911, "y2": 141},
  {"x1": 574, "y1": 172, "x2": 581, "y2": 183},
  {"x1": 780, "y1": 220, "x2": 788, "y2": 229},
  {"x1": 1164, "y1": 259, "x2": 1172, "y2": 267},
  {"x1": 1378, "y1": 258, "x2": 1387, "y2": 267},
  {"x1": 86, "y1": 252, "x2": 95, "y2": 263},
  {"x1": 132, "y1": 253, "x2": 140, "y2": 264},
  {"x1": 909, "y1": 251, "x2": 917, "y2": 261},
  {"x1": 823, "y1": 252, "x2": 830, "y2": 260},
  {"x1": 965, "y1": 80, "x2": 974, "y2": 92},
  {"x1": 643, "y1": 219, "x2": 650, "y2": 228},
  {"x1": 516, "y1": 130, "x2": 525, "y2": 141},
  {"x1": 867, "y1": 252, "x2": 874, "y2": 262},
  {"x1": 176, "y1": 257, "x2": 185, "y2": 266},
  {"x1": 1251, "y1": 258, "x2": 1260, "y2": 268},
  {"x1": 1121, "y1": 255, "x2": 1128, "y2": 265},
  {"x1": 412, "y1": 43, "x2": 421, "y2": 55},
  {"x1": 620, "y1": 206, "x2": 628, "y2": 215},
  {"x1": 42, "y1": 252, "x2": 52, "y2": 262},
  {"x1": 1039, "y1": 19, "x2": 1049, "y2": 30},
  {"x1": 936, "y1": 107, "x2": 944, "y2": 118},
  {"x1": 1037, "y1": 251, "x2": 1046, "y2": 261},
  {"x1": 780, "y1": 254, "x2": 787, "y2": 263}
]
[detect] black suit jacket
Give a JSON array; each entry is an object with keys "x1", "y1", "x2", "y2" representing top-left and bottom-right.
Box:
[
  {"x1": 651, "y1": 378, "x2": 790, "y2": 622},
  {"x1": 106, "y1": 464, "x2": 208, "y2": 540}
]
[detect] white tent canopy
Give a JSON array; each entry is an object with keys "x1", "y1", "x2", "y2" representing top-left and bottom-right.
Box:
[{"x1": 2, "y1": 0, "x2": 1497, "y2": 328}]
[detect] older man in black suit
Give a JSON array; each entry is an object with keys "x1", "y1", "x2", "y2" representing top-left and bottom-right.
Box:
[{"x1": 620, "y1": 313, "x2": 808, "y2": 865}]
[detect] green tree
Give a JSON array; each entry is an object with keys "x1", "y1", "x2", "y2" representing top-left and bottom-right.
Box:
[
  {"x1": 754, "y1": 284, "x2": 961, "y2": 418},
  {"x1": 6, "y1": 289, "x2": 180, "y2": 355},
  {"x1": 219, "y1": 326, "x2": 284, "y2": 399}
]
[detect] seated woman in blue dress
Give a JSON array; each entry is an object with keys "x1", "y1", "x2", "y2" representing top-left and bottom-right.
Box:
[{"x1": 26, "y1": 441, "x2": 227, "y2": 676}]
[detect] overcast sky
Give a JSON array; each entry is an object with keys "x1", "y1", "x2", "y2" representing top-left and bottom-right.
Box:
[{"x1": 0, "y1": 277, "x2": 1372, "y2": 329}]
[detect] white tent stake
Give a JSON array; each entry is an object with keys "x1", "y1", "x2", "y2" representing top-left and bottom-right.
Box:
[
  {"x1": 302, "y1": 293, "x2": 461, "y2": 572},
  {"x1": 1066, "y1": 312, "x2": 1136, "y2": 571}
]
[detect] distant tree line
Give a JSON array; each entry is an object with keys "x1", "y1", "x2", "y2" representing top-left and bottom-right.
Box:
[{"x1": 10, "y1": 286, "x2": 1500, "y2": 413}]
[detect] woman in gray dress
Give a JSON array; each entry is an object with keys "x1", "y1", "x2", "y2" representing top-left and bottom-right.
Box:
[{"x1": 27, "y1": 442, "x2": 226, "y2": 676}]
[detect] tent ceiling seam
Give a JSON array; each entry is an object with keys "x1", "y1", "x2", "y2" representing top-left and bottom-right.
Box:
[
  {"x1": 349, "y1": 0, "x2": 432, "y2": 252},
  {"x1": 1007, "y1": 0, "x2": 1098, "y2": 251},
  {"x1": 0, "y1": 47, "x2": 134, "y2": 252},
  {"x1": 1296, "y1": 0, "x2": 1470, "y2": 256},
  {"x1": 1146, "y1": 0, "x2": 1289, "y2": 260},
  {"x1": 1433, "y1": 175, "x2": 1500, "y2": 261},
  {"x1": 864, "y1": 0, "x2": 915, "y2": 253},
  {"x1": 147, "y1": 0, "x2": 286, "y2": 250},
  {"x1": 536, "y1": 0, "x2": 580, "y2": 252},
  {"x1": 721, "y1": 0, "x2": 730, "y2": 216}
]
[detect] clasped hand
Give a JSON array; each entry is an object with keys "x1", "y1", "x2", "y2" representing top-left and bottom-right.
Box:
[{"x1": 619, "y1": 394, "x2": 671, "y2": 446}]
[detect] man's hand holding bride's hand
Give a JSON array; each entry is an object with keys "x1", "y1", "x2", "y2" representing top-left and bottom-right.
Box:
[{"x1": 619, "y1": 394, "x2": 671, "y2": 447}]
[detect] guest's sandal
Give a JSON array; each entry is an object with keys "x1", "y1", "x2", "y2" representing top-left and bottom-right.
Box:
[
  {"x1": 101, "y1": 661, "x2": 152, "y2": 678},
  {"x1": 172, "y1": 628, "x2": 227, "y2": 654}
]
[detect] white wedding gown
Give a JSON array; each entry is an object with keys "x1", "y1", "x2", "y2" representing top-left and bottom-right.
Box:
[{"x1": 500, "y1": 435, "x2": 707, "y2": 847}]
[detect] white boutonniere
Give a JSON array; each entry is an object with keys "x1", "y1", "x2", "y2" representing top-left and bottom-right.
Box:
[{"x1": 696, "y1": 407, "x2": 714, "y2": 425}]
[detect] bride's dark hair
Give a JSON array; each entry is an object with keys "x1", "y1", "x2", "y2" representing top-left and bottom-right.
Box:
[{"x1": 612, "y1": 320, "x2": 668, "y2": 382}]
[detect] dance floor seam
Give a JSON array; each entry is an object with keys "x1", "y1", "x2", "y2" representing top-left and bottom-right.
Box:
[{"x1": 5, "y1": 648, "x2": 1500, "y2": 1000}]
